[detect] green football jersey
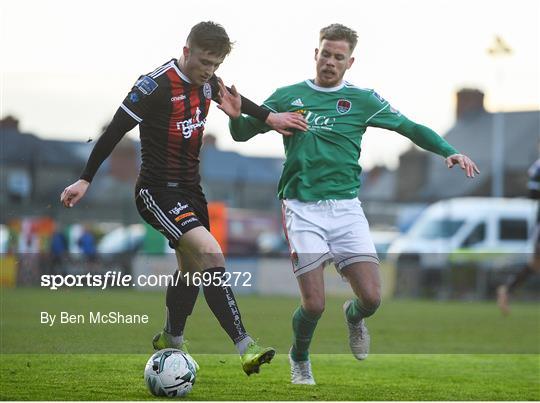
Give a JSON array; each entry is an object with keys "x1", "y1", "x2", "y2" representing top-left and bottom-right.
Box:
[{"x1": 230, "y1": 79, "x2": 456, "y2": 201}]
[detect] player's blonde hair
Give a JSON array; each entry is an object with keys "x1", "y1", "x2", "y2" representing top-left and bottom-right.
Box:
[{"x1": 319, "y1": 24, "x2": 358, "y2": 52}]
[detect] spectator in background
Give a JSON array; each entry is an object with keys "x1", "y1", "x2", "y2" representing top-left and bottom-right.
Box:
[
  {"x1": 78, "y1": 225, "x2": 97, "y2": 265},
  {"x1": 18, "y1": 220, "x2": 40, "y2": 254},
  {"x1": 49, "y1": 226, "x2": 69, "y2": 274}
]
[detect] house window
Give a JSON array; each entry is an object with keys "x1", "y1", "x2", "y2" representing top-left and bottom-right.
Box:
[{"x1": 7, "y1": 169, "x2": 31, "y2": 200}]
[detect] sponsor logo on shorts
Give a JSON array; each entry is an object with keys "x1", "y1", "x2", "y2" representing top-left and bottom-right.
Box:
[
  {"x1": 169, "y1": 202, "x2": 189, "y2": 215},
  {"x1": 336, "y1": 99, "x2": 352, "y2": 114},
  {"x1": 181, "y1": 217, "x2": 198, "y2": 226},
  {"x1": 174, "y1": 212, "x2": 195, "y2": 222}
]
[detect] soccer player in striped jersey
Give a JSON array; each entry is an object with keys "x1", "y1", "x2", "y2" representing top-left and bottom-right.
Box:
[
  {"x1": 227, "y1": 23, "x2": 479, "y2": 384},
  {"x1": 497, "y1": 158, "x2": 540, "y2": 314},
  {"x1": 60, "y1": 21, "x2": 307, "y2": 376}
]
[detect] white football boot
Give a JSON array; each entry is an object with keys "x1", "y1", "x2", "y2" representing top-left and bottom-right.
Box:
[
  {"x1": 343, "y1": 300, "x2": 370, "y2": 360},
  {"x1": 289, "y1": 349, "x2": 316, "y2": 385}
]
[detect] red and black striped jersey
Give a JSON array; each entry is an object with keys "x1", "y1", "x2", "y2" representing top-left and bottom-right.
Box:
[
  {"x1": 121, "y1": 59, "x2": 218, "y2": 189},
  {"x1": 79, "y1": 59, "x2": 269, "y2": 188}
]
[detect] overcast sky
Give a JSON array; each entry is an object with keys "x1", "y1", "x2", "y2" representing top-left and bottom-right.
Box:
[{"x1": 2, "y1": 0, "x2": 539, "y2": 168}]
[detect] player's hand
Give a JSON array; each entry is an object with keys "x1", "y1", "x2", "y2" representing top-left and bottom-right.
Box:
[
  {"x1": 60, "y1": 179, "x2": 90, "y2": 208},
  {"x1": 266, "y1": 112, "x2": 308, "y2": 136},
  {"x1": 216, "y1": 78, "x2": 241, "y2": 118},
  {"x1": 445, "y1": 153, "x2": 480, "y2": 178}
]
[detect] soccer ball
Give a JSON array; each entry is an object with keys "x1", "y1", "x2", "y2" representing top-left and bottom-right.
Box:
[{"x1": 144, "y1": 348, "x2": 197, "y2": 398}]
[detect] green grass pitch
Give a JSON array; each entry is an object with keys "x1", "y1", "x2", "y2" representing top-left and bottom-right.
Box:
[{"x1": 1, "y1": 288, "x2": 539, "y2": 400}]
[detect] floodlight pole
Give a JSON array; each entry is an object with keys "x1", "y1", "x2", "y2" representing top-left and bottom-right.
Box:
[{"x1": 487, "y1": 36, "x2": 512, "y2": 198}]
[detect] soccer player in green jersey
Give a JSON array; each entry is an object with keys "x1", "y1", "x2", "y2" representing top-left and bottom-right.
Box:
[{"x1": 225, "y1": 24, "x2": 480, "y2": 384}]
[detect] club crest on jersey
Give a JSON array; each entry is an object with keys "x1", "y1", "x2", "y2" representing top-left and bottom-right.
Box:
[
  {"x1": 336, "y1": 99, "x2": 352, "y2": 114},
  {"x1": 203, "y1": 82, "x2": 212, "y2": 99},
  {"x1": 135, "y1": 76, "x2": 158, "y2": 95}
]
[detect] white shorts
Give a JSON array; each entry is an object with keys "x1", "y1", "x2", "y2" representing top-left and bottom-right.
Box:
[{"x1": 281, "y1": 199, "x2": 379, "y2": 277}]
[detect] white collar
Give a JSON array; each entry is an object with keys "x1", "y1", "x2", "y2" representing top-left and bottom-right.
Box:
[
  {"x1": 173, "y1": 60, "x2": 192, "y2": 83},
  {"x1": 305, "y1": 79, "x2": 345, "y2": 92}
]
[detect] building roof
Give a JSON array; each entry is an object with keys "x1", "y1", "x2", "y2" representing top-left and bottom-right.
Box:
[
  {"x1": 201, "y1": 146, "x2": 284, "y2": 184},
  {"x1": 360, "y1": 167, "x2": 396, "y2": 201},
  {"x1": 0, "y1": 128, "x2": 91, "y2": 167},
  {"x1": 420, "y1": 110, "x2": 539, "y2": 199}
]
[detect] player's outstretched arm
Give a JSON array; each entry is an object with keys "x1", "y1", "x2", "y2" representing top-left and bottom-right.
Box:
[
  {"x1": 60, "y1": 179, "x2": 90, "y2": 208},
  {"x1": 445, "y1": 153, "x2": 480, "y2": 178},
  {"x1": 395, "y1": 118, "x2": 480, "y2": 178},
  {"x1": 216, "y1": 78, "x2": 307, "y2": 137},
  {"x1": 59, "y1": 107, "x2": 137, "y2": 208}
]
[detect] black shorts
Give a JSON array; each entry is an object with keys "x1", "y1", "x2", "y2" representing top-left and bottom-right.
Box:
[{"x1": 135, "y1": 185, "x2": 209, "y2": 249}]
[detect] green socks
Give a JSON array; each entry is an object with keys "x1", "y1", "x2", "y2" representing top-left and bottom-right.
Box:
[
  {"x1": 346, "y1": 298, "x2": 378, "y2": 323},
  {"x1": 290, "y1": 306, "x2": 321, "y2": 362}
]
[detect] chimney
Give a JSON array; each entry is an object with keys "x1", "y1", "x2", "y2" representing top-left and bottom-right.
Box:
[
  {"x1": 0, "y1": 115, "x2": 20, "y2": 131},
  {"x1": 456, "y1": 88, "x2": 485, "y2": 120}
]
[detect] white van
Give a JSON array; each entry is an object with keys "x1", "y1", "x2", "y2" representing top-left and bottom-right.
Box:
[{"x1": 387, "y1": 197, "x2": 536, "y2": 270}]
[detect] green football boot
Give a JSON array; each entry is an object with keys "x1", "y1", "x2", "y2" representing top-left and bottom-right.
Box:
[
  {"x1": 152, "y1": 331, "x2": 199, "y2": 371},
  {"x1": 152, "y1": 330, "x2": 182, "y2": 350},
  {"x1": 240, "y1": 341, "x2": 276, "y2": 376}
]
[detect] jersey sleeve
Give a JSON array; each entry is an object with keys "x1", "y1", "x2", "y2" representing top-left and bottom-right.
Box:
[
  {"x1": 120, "y1": 75, "x2": 161, "y2": 123},
  {"x1": 261, "y1": 89, "x2": 283, "y2": 113},
  {"x1": 229, "y1": 90, "x2": 283, "y2": 141},
  {"x1": 364, "y1": 89, "x2": 457, "y2": 157},
  {"x1": 364, "y1": 90, "x2": 407, "y2": 130},
  {"x1": 209, "y1": 75, "x2": 270, "y2": 122},
  {"x1": 79, "y1": 107, "x2": 138, "y2": 182}
]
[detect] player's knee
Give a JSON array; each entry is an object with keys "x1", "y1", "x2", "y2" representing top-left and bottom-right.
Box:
[
  {"x1": 361, "y1": 291, "x2": 381, "y2": 313},
  {"x1": 303, "y1": 299, "x2": 325, "y2": 317},
  {"x1": 190, "y1": 237, "x2": 221, "y2": 254},
  {"x1": 198, "y1": 250, "x2": 225, "y2": 268},
  {"x1": 192, "y1": 242, "x2": 224, "y2": 266}
]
